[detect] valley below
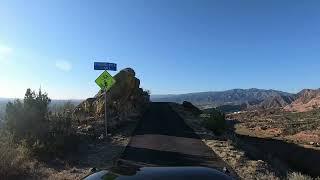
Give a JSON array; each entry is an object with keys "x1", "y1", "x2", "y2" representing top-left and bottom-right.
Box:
[
  {"x1": 229, "y1": 109, "x2": 320, "y2": 148},
  {"x1": 160, "y1": 88, "x2": 320, "y2": 179},
  {"x1": 227, "y1": 109, "x2": 320, "y2": 177},
  {"x1": 172, "y1": 102, "x2": 320, "y2": 179}
]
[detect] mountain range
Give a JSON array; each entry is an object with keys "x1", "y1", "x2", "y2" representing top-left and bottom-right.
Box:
[
  {"x1": 151, "y1": 88, "x2": 293, "y2": 108},
  {"x1": 152, "y1": 88, "x2": 320, "y2": 112},
  {"x1": 2, "y1": 88, "x2": 320, "y2": 114}
]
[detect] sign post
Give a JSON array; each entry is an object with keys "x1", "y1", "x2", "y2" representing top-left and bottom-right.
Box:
[
  {"x1": 94, "y1": 62, "x2": 117, "y2": 137},
  {"x1": 104, "y1": 86, "x2": 107, "y2": 137}
]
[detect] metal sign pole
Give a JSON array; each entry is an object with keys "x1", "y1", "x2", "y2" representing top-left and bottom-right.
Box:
[
  {"x1": 104, "y1": 86, "x2": 108, "y2": 137},
  {"x1": 104, "y1": 74, "x2": 108, "y2": 137},
  {"x1": 94, "y1": 62, "x2": 117, "y2": 137}
]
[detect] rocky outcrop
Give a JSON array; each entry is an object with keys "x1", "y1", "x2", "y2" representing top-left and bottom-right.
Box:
[
  {"x1": 284, "y1": 89, "x2": 320, "y2": 112},
  {"x1": 73, "y1": 68, "x2": 150, "y2": 132}
]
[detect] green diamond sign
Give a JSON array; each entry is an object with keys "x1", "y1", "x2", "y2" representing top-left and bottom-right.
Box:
[{"x1": 95, "y1": 70, "x2": 116, "y2": 91}]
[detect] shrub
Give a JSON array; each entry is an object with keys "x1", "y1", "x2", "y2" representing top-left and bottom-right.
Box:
[
  {"x1": 0, "y1": 131, "x2": 33, "y2": 179},
  {"x1": 202, "y1": 108, "x2": 226, "y2": 135},
  {"x1": 38, "y1": 113, "x2": 80, "y2": 158},
  {"x1": 4, "y1": 89, "x2": 80, "y2": 159},
  {"x1": 5, "y1": 88, "x2": 50, "y2": 146}
]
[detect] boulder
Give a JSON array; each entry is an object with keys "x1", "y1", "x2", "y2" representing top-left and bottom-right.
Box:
[{"x1": 73, "y1": 68, "x2": 150, "y2": 133}]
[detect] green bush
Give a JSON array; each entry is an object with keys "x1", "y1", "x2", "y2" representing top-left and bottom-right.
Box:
[
  {"x1": 4, "y1": 88, "x2": 80, "y2": 158},
  {"x1": 5, "y1": 88, "x2": 51, "y2": 146},
  {"x1": 202, "y1": 108, "x2": 226, "y2": 135},
  {"x1": 38, "y1": 113, "x2": 80, "y2": 158}
]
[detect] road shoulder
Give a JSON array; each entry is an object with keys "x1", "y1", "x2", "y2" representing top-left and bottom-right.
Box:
[{"x1": 169, "y1": 103, "x2": 280, "y2": 180}]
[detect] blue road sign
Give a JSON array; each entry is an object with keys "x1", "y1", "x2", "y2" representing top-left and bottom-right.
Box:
[{"x1": 94, "y1": 62, "x2": 117, "y2": 71}]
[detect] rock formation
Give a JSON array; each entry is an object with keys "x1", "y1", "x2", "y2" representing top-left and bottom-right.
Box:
[
  {"x1": 284, "y1": 89, "x2": 320, "y2": 112},
  {"x1": 73, "y1": 68, "x2": 150, "y2": 132}
]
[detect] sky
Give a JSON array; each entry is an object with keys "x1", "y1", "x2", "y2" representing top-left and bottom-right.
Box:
[{"x1": 1, "y1": 0, "x2": 320, "y2": 99}]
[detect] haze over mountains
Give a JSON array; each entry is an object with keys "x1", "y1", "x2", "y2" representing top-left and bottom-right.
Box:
[
  {"x1": 0, "y1": 98, "x2": 82, "y2": 116},
  {"x1": 2, "y1": 88, "x2": 320, "y2": 114},
  {"x1": 0, "y1": 98, "x2": 82, "y2": 105},
  {"x1": 152, "y1": 88, "x2": 293, "y2": 108},
  {"x1": 152, "y1": 88, "x2": 320, "y2": 112}
]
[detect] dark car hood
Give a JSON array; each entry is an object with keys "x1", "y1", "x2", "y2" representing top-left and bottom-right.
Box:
[{"x1": 84, "y1": 166, "x2": 234, "y2": 180}]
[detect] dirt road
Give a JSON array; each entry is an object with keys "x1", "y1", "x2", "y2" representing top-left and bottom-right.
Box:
[{"x1": 117, "y1": 102, "x2": 237, "y2": 178}]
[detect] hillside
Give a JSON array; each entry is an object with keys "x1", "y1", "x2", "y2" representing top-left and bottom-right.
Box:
[
  {"x1": 285, "y1": 89, "x2": 320, "y2": 112},
  {"x1": 152, "y1": 88, "x2": 293, "y2": 108},
  {"x1": 255, "y1": 95, "x2": 296, "y2": 110}
]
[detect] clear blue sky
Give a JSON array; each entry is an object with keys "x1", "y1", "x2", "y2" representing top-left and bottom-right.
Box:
[{"x1": 1, "y1": 0, "x2": 320, "y2": 99}]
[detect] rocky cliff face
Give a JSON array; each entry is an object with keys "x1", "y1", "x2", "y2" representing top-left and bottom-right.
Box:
[
  {"x1": 257, "y1": 95, "x2": 296, "y2": 110},
  {"x1": 73, "y1": 68, "x2": 149, "y2": 132},
  {"x1": 284, "y1": 89, "x2": 320, "y2": 112}
]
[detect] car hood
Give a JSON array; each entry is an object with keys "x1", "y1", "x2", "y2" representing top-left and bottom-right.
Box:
[{"x1": 83, "y1": 166, "x2": 234, "y2": 180}]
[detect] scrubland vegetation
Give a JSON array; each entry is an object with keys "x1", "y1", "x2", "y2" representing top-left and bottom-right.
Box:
[
  {"x1": 201, "y1": 108, "x2": 226, "y2": 135},
  {"x1": 0, "y1": 89, "x2": 80, "y2": 179},
  {"x1": 228, "y1": 108, "x2": 320, "y2": 146}
]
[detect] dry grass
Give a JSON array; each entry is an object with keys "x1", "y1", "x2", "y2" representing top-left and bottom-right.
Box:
[
  {"x1": 37, "y1": 122, "x2": 137, "y2": 180},
  {"x1": 287, "y1": 172, "x2": 320, "y2": 180},
  {"x1": 0, "y1": 115, "x2": 138, "y2": 180},
  {"x1": 287, "y1": 172, "x2": 313, "y2": 180},
  {"x1": 0, "y1": 134, "x2": 37, "y2": 179},
  {"x1": 227, "y1": 109, "x2": 320, "y2": 153},
  {"x1": 204, "y1": 138, "x2": 280, "y2": 180}
]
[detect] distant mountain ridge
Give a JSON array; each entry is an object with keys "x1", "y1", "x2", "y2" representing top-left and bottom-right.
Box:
[{"x1": 151, "y1": 88, "x2": 294, "y2": 108}]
